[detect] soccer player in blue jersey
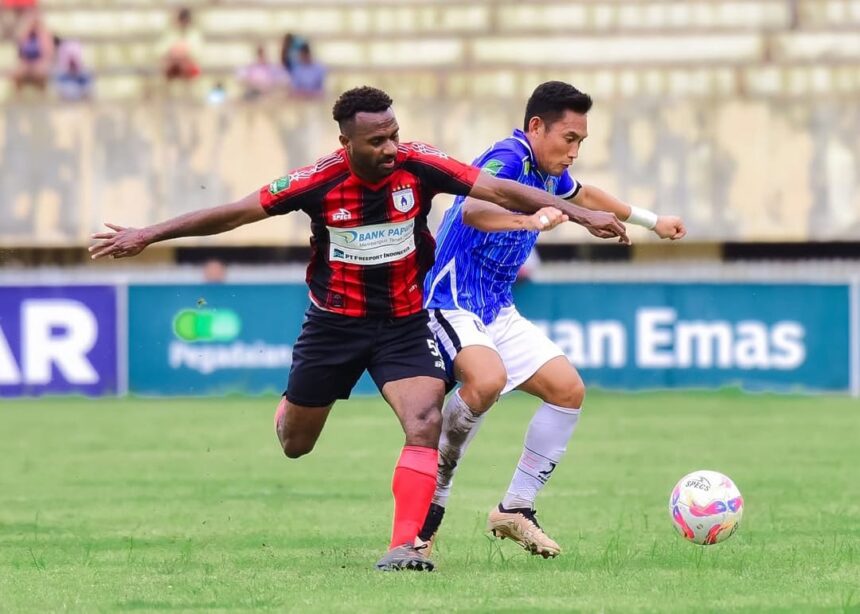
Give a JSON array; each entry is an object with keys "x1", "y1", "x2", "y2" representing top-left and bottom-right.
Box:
[
  {"x1": 90, "y1": 85, "x2": 631, "y2": 572},
  {"x1": 419, "y1": 81, "x2": 686, "y2": 558}
]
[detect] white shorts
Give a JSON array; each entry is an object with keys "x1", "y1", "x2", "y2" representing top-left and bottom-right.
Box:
[{"x1": 429, "y1": 305, "x2": 564, "y2": 395}]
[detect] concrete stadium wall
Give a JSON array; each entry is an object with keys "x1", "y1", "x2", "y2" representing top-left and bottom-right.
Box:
[{"x1": 1, "y1": 98, "x2": 859, "y2": 247}]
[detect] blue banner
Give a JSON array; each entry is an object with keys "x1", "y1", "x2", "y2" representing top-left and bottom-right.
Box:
[
  {"x1": 0, "y1": 286, "x2": 118, "y2": 397},
  {"x1": 513, "y1": 282, "x2": 852, "y2": 393},
  {"x1": 117, "y1": 281, "x2": 856, "y2": 397},
  {"x1": 128, "y1": 284, "x2": 378, "y2": 396}
]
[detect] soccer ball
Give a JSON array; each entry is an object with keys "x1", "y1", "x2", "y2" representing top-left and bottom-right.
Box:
[{"x1": 669, "y1": 470, "x2": 743, "y2": 545}]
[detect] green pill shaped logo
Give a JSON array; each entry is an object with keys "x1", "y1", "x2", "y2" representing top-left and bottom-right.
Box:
[{"x1": 173, "y1": 309, "x2": 241, "y2": 342}]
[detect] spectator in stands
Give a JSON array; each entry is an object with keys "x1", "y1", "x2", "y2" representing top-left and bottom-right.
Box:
[
  {"x1": 53, "y1": 37, "x2": 93, "y2": 101},
  {"x1": 206, "y1": 81, "x2": 227, "y2": 105},
  {"x1": 1, "y1": 0, "x2": 36, "y2": 39},
  {"x1": 289, "y1": 42, "x2": 325, "y2": 97},
  {"x1": 202, "y1": 259, "x2": 227, "y2": 283},
  {"x1": 11, "y1": 8, "x2": 53, "y2": 93},
  {"x1": 159, "y1": 7, "x2": 202, "y2": 81},
  {"x1": 279, "y1": 32, "x2": 306, "y2": 75},
  {"x1": 237, "y1": 44, "x2": 287, "y2": 100}
]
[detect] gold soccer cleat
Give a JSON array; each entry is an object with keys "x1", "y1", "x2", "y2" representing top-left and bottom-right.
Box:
[{"x1": 486, "y1": 504, "x2": 561, "y2": 559}]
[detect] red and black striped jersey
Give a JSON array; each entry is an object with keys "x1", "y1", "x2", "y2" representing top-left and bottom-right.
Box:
[{"x1": 259, "y1": 142, "x2": 481, "y2": 318}]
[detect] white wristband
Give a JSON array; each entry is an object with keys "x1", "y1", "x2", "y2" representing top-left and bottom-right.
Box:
[{"x1": 626, "y1": 205, "x2": 658, "y2": 230}]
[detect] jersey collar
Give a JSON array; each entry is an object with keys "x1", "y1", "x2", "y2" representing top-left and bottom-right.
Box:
[{"x1": 511, "y1": 129, "x2": 548, "y2": 183}]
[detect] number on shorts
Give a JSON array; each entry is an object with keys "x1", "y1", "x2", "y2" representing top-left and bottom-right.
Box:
[{"x1": 427, "y1": 338, "x2": 442, "y2": 358}]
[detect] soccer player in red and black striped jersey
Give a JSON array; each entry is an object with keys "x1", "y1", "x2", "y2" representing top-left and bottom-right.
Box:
[{"x1": 90, "y1": 86, "x2": 627, "y2": 571}]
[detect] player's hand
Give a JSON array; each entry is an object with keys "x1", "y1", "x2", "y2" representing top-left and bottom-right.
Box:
[
  {"x1": 89, "y1": 223, "x2": 151, "y2": 259},
  {"x1": 654, "y1": 215, "x2": 686, "y2": 240},
  {"x1": 525, "y1": 207, "x2": 568, "y2": 232},
  {"x1": 581, "y1": 210, "x2": 630, "y2": 244}
]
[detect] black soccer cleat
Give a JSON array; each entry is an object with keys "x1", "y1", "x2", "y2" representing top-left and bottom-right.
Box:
[{"x1": 375, "y1": 543, "x2": 435, "y2": 572}]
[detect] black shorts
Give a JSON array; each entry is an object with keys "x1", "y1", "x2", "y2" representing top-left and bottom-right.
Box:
[{"x1": 285, "y1": 305, "x2": 448, "y2": 407}]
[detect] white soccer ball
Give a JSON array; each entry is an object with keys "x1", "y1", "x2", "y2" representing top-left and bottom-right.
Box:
[{"x1": 669, "y1": 470, "x2": 744, "y2": 545}]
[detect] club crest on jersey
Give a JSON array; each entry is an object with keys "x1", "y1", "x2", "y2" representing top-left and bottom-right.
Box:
[{"x1": 392, "y1": 187, "x2": 415, "y2": 213}]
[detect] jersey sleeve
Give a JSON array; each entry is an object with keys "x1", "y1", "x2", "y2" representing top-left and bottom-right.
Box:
[
  {"x1": 260, "y1": 167, "x2": 313, "y2": 215},
  {"x1": 557, "y1": 170, "x2": 582, "y2": 199},
  {"x1": 404, "y1": 142, "x2": 481, "y2": 198},
  {"x1": 259, "y1": 157, "x2": 345, "y2": 216},
  {"x1": 474, "y1": 148, "x2": 524, "y2": 182}
]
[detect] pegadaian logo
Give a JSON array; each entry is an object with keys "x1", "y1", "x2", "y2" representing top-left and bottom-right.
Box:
[
  {"x1": 168, "y1": 308, "x2": 293, "y2": 374},
  {"x1": 173, "y1": 308, "x2": 241, "y2": 342}
]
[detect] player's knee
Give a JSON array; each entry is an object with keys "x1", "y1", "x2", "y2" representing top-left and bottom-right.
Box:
[
  {"x1": 280, "y1": 435, "x2": 315, "y2": 459},
  {"x1": 414, "y1": 403, "x2": 442, "y2": 434},
  {"x1": 275, "y1": 416, "x2": 317, "y2": 459},
  {"x1": 283, "y1": 446, "x2": 311, "y2": 459},
  {"x1": 555, "y1": 378, "x2": 586, "y2": 409},
  {"x1": 465, "y1": 371, "x2": 506, "y2": 413},
  {"x1": 403, "y1": 403, "x2": 442, "y2": 446}
]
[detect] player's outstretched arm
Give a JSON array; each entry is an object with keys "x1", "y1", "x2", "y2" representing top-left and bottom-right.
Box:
[
  {"x1": 89, "y1": 190, "x2": 268, "y2": 260},
  {"x1": 462, "y1": 200, "x2": 567, "y2": 232},
  {"x1": 468, "y1": 172, "x2": 630, "y2": 244},
  {"x1": 572, "y1": 184, "x2": 687, "y2": 240}
]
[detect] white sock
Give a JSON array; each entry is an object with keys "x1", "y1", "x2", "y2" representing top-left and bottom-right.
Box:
[
  {"x1": 433, "y1": 389, "x2": 485, "y2": 507},
  {"x1": 502, "y1": 402, "x2": 581, "y2": 510}
]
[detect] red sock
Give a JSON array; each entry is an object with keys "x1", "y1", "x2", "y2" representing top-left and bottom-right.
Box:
[{"x1": 390, "y1": 445, "x2": 438, "y2": 549}]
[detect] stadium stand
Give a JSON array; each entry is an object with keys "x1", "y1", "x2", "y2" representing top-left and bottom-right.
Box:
[
  {"x1": 1, "y1": 0, "x2": 859, "y2": 258},
  {"x1": 0, "y1": 0, "x2": 854, "y2": 100}
]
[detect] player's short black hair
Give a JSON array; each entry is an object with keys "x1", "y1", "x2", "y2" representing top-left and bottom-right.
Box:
[
  {"x1": 523, "y1": 81, "x2": 593, "y2": 132},
  {"x1": 332, "y1": 86, "x2": 393, "y2": 133}
]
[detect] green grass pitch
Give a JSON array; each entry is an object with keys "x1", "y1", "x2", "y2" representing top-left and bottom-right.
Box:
[{"x1": 1, "y1": 391, "x2": 858, "y2": 612}]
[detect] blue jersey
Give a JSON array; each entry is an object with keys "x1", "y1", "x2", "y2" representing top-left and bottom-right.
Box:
[{"x1": 424, "y1": 129, "x2": 581, "y2": 324}]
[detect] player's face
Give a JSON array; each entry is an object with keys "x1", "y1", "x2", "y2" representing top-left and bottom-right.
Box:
[
  {"x1": 340, "y1": 109, "x2": 400, "y2": 183},
  {"x1": 529, "y1": 110, "x2": 588, "y2": 177}
]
